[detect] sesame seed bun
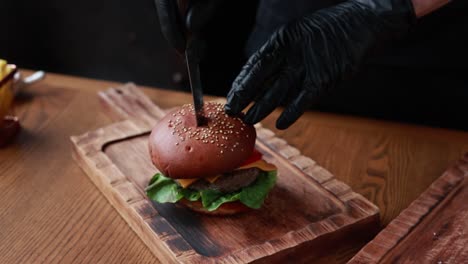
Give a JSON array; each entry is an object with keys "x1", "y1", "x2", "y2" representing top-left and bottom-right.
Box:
[{"x1": 148, "y1": 102, "x2": 256, "y2": 179}]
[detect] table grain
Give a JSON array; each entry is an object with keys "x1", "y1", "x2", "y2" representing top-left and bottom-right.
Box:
[{"x1": 1, "y1": 70, "x2": 467, "y2": 263}]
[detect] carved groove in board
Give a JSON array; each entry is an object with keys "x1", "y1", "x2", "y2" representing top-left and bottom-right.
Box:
[
  {"x1": 99, "y1": 89, "x2": 131, "y2": 119},
  {"x1": 127, "y1": 197, "x2": 146, "y2": 206},
  {"x1": 409, "y1": 203, "x2": 428, "y2": 215},
  {"x1": 125, "y1": 83, "x2": 166, "y2": 119},
  {"x1": 329, "y1": 214, "x2": 353, "y2": 227},
  {"x1": 175, "y1": 251, "x2": 203, "y2": 264},
  {"x1": 383, "y1": 224, "x2": 407, "y2": 237},
  {"x1": 99, "y1": 124, "x2": 131, "y2": 144},
  {"x1": 323, "y1": 179, "x2": 352, "y2": 198},
  {"x1": 110, "y1": 178, "x2": 128, "y2": 188},
  {"x1": 99, "y1": 83, "x2": 165, "y2": 125},
  {"x1": 70, "y1": 135, "x2": 101, "y2": 156},
  {"x1": 113, "y1": 181, "x2": 144, "y2": 204},
  {"x1": 89, "y1": 152, "x2": 113, "y2": 169},
  {"x1": 165, "y1": 237, "x2": 196, "y2": 258},
  {"x1": 304, "y1": 165, "x2": 334, "y2": 184},
  {"x1": 112, "y1": 119, "x2": 145, "y2": 135},
  {"x1": 101, "y1": 130, "x2": 151, "y2": 152},
  {"x1": 72, "y1": 128, "x2": 105, "y2": 146},
  {"x1": 268, "y1": 237, "x2": 293, "y2": 251},
  {"x1": 278, "y1": 145, "x2": 301, "y2": 159},
  {"x1": 265, "y1": 137, "x2": 287, "y2": 151},
  {"x1": 338, "y1": 191, "x2": 358, "y2": 203},
  {"x1": 82, "y1": 142, "x2": 102, "y2": 156},
  {"x1": 307, "y1": 221, "x2": 335, "y2": 237},
  {"x1": 292, "y1": 228, "x2": 316, "y2": 244},
  {"x1": 255, "y1": 126, "x2": 275, "y2": 140},
  {"x1": 244, "y1": 243, "x2": 276, "y2": 260},
  {"x1": 378, "y1": 229, "x2": 401, "y2": 242},
  {"x1": 347, "y1": 198, "x2": 373, "y2": 218},
  {"x1": 102, "y1": 165, "x2": 127, "y2": 185},
  {"x1": 99, "y1": 120, "x2": 151, "y2": 152},
  {"x1": 290, "y1": 155, "x2": 316, "y2": 170},
  {"x1": 146, "y1": 216, "x2": 179, "y2": 241},
  {"x1": 132, "y1": 199, "x2": 159, "y2": 221},
  {"x1": 131, "y1": 118, "x2": 154, "y2": 132}
]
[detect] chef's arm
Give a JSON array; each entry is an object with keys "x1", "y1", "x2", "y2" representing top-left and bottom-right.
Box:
[{"x1": 413, "y1": 0, "x2": 451, "y2": 17}]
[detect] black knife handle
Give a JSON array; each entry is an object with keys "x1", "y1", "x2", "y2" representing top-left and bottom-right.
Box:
[{"x1": 186, "y1": 37, "x2": 206, "y2": 126}]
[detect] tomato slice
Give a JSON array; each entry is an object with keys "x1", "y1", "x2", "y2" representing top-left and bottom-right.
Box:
[{"x1": 241, "y1": 149, "x2": 263, "y2": 166}]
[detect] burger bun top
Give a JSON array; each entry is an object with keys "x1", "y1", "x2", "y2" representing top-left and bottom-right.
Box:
[{"x1": 149, "y1": 102, "x2": 256, "y2": 179}]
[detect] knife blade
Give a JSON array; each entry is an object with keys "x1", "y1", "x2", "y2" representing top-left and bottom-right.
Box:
[{"x1": 185, "y1": 38, "x2": 206, "y2": 126}]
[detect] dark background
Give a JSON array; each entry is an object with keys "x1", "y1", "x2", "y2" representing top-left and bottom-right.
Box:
[
  {"x1": 1, "y1": 0, "x2": 185, "y2": 90},
  {"x1": 1, "y1": 0, "x2": 467, "y2": 130}
]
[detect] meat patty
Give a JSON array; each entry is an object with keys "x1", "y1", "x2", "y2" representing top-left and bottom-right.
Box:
[{"x1": 188, "y1": 168, "x2": 261, "y2": 193}]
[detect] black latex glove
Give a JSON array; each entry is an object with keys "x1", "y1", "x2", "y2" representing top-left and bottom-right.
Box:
[
  {"x1": 225, "y1": 0, "x2": 416, "y2": 129},
  {"x1": 154, "y1": 0, "x2": 224, "y2": 53}
]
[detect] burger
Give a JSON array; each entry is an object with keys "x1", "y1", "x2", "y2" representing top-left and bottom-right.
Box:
[{"x1": 145, "y1": 102, "x2": 277, "y2": 215}]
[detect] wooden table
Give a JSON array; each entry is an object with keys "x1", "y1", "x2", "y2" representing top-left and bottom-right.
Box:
[{"x1": 1, "y1": 70, "x2": 467, "y2": 263}]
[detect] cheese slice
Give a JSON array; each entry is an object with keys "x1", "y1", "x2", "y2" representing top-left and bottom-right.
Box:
[
  {"x1": 238, "y1": 159, "x2": 277, "y2": 172},
  {"x1": 176, "y1": 178, "x2": 198, "y2": 188},
  {"x1": 206, "y1": 174, "x2": 221, "y2": 183},
  {"x1": 176, "y1": 174, "x2": 221, "y2": 188},
  {"x1": 175, "y1": 159, "x2": 277, "y2": 188}
]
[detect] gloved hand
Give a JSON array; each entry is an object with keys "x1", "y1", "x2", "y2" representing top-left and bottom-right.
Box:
[
  {"x1": 225, "y1": 0, "x2": 416, "y2": 129},
  {"x1": 154, "y1": 0, "x2": 224, "y2": 53}
]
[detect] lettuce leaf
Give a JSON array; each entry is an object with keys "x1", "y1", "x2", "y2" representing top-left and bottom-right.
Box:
[
  {"x1": 145, "y1": 171, "x2": 277, "y2": 211},
  {"x1": 239, "y1": 170, "x2": 277, "y2": 209},
  {"x1": 145, "y1": 172, "x2": 184, "y2": 203}
]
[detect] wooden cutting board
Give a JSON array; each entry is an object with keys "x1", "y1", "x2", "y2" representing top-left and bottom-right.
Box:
[
  {"x1": 349, "y1": 154, "x2": 468, "y2": 263},
  {"x1": 71, "y1": 83, "x2": 379, "y2": 263}
]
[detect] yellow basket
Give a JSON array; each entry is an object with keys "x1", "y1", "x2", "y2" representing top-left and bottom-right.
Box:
[{"x1": 0, "y1": 60, "x2": 17, "y2": 120}]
